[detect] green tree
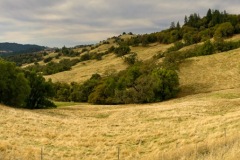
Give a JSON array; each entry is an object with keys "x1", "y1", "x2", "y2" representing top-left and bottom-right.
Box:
[
  {"x1": 206, "y1": 9, "x2": 212, "y2": 23},
  {"x1": 150, "y1": 68, "x2": 179, "y2": 101},
  {"x1": 124, "y1": 52, "x2": 138, "y2": 65},
  {"x1": 198, "y1": 40, "x2": 215, "y2": 56},
  {"x1": 170, "y1": 22, "x2": 176, "y2": 29},
  {"x1": 71, "y1": 74, "x2": 101, "y2": 102},
  {"x1": 214, "y1": 22, "x2": 234, "y2": 40},
  {"x1": 88, "y1": 77, "x2": 117, "y2": 104},
  {"x1": 24, "y1": 71, "x2": 56, "y2": 109},
  {"x1": 114, "y1": 44, "x2": 131, "y2": 57},
  {"x1": 0, "y1": 59, "x2": 30, "y2": 107}
]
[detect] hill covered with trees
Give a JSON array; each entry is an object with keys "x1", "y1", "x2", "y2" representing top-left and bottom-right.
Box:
[
  {"x1": 0, "y1": 42, "x2": 46, "y2": 56},
  {"x1": 1, "y1": 9, "x2": 240, "y2": 107}
]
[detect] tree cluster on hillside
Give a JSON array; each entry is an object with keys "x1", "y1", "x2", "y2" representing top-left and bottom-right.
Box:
[
  {"x1": 114, "y1": 44, "x2": 131, "y2": 57},
  {"x1": 125, "y1": 9, "x2": 240, "y2": 46},
  {"x1": 55, "y1": 46, "x2": 79, "y2": 57},
  {"x1": 162, "y1": 39, "x2": 240, "y2": 70},
  {"x1": 53, "y1": 60, "x2": 179, "y2": 104},
  {"x1": 3, "y1": 52, "x2": 46, "y2": 66},
  {"x1": 0, "y1": 58, "x2": 56, "y2": 109},
  {"x1": 25, "y1": 58, "x2": 80, "y2": 75}
]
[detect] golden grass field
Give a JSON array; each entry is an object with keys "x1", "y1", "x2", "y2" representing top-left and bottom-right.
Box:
[
  {"x1": 0, "y1": 87, "x2": 240, "y2": 160},
  {"x1": 2, "y1": 35, "x2": 240, "y2": 159}
]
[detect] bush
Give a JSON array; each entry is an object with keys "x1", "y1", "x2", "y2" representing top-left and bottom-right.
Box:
[
  {"x1": 124, "y1": 52, "x2": 138, "y2": 65},
  {"x1": 71, "y1": 74, "x2": 101, "y2": 102},
  {"x1": 214, "y1": 22, "x2": 234, "y2": 40},
  {"x1": 26, "y1": 58, "x2": 80, "y2": 75},
  {"x1": 197, "y1": 40, "x2": 215, "y2": 56},
  {"x1": 88, "y1": 77, "x2": 117, "y2": 104},
  {"x1": 80, "y1": 53, "x2": 91, "y2": 61},
  {"x1": 43, "y1": 57, "x2": 53, "y2": 63},
  {"x1": 114, "y1": 44, "x2": 131, "y2": 57}
]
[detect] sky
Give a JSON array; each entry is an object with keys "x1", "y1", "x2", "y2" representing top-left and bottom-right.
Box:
[{"x1": 0, "y1": 0, "x2": 240, "y2": 47}]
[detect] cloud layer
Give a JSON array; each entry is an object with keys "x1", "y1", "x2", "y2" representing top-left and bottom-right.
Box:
[{"x1": 0, "y1": 0, "x2": 239, "y2": 47}]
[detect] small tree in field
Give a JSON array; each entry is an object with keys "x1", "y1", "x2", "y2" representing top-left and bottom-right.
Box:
[{"x1": 114, "y1": 44, "x2": 131, "y2": 57}]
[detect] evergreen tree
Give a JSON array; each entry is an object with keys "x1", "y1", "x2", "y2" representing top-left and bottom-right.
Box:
[
  {"x1": 170, "y1": 22, "x2": 176, "y2": 29},
  {"x1": 206, "y1": 9, "x2": 212, "y2": 23},
  {"x1": 184, "y1": 15, "x2": 188, "y2": 24},
  {"x1": 176, "y1": 22, "x2": 181, "y2": 30}
]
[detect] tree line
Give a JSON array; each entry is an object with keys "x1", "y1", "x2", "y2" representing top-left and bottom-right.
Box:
[{"x1": 125, "y1": 9, "x2": 240, "y2": 46}]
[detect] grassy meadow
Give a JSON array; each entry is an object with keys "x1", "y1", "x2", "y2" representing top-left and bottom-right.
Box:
[{"x1": 0, "y1": 88, "x2": 240, "y2": 159}]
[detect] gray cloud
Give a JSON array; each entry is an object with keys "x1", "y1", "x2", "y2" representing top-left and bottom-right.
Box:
[{"x1": 0, "y1": 0, "x2": 239, "y2": 47}]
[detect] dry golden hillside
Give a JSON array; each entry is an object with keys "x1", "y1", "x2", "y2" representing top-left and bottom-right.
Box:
[
  {"x1": 44, "y1": 43, "x2": 172, "y2": 83},
  {"x1": 2, "y1": 47, "x2": 240, "y2": 160},
  {"x1": 45, "y1": 43, "x2": 240, "y2": 98},
  {"x1": 179, "y1": 48, "x2": 240, "y2": 96},
  {"x1": 7, "y1": 35, "x2": 239, "y2": 159}
]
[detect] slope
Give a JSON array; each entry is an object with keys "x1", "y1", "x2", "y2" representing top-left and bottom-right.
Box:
[
  {"x1": 0, "y1": 42, "x2": 46, "y2": 56},
  {"x1": 44, "y1": 42, "x2": 240, "y2": 97},
  {"x1": 1, "y1": 43, "x2": 240, "y2": 159},
  {"x1": 179, "y1": 47, "x2": 240, "y2": 96},
  {"x1": 44, "y1": 43, "x2": 172, "y2": 83}
]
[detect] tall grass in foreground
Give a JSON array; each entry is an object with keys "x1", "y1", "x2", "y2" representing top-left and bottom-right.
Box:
[{"x1": 154, "y1": 134, "x2": 240, "y2": 160}]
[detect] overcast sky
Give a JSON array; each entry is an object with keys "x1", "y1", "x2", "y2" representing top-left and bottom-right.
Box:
[{"x1": 0, "y1": 0, "x2": 239, "y2": 47}]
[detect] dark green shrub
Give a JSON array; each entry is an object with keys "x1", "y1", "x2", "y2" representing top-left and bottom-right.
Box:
[
  {"x1": 80, "y1": 53, "x2": 91, "y2": 61},
  {"x1": 43, "y1": 57, "x2": 53, "y2": 63},
  {"x1": 124, "y1": 52, "x2": 138, "y2": 65},
  {"x1": 114, "y1": 44, "x2": 131, "y2": 57}
]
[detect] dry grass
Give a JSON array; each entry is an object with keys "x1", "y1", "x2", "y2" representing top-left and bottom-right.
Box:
[
  {"x1": 132, "y1": 43, "x2": 172, "y2": 61},
  {"x1": 45, "y1": 53, "x2": 128, "y2": 83},
  {"x1": 227, "y1": 34, "x2": 240, "y2": 42},
  {"x1": 9, "y1": 37, "x2": 240, "y2": 159},
  {"x1": 45, "y1": 43, "x2": 172, "y2": 83},
  {"x1": 0, "y1": 88, "x2": 240, "y2": 160},
  {"x1": 179, "y1": 48, "x2": 240, "y2": 96},
  {"x1": 1, "y1": 44, "x2": 240, "y2": 159}
]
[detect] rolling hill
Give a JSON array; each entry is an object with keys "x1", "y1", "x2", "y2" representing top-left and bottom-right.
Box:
[
  {"x1": 42, "y1": 35, "x2": 240, "y2": 98},
  {"x1": 1, "y1": 33, "x2": 240, "y2": 159},
  {"x1": 1, "y1": 9, "x2": 240, "y2": 159},
  {"x1": 0, "y1": 42, "x2": 46, "y2": 56}
]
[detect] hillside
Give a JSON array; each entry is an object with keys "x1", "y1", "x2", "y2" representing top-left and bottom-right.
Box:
[
  {"x1": 43, "y1": 38, "x2": 240, "y2": 98},
  {"x1": 2, "y1": 39, "x2": 237, "y2": 159},
  {"x1": 179, "y1": 47, "x2": 240, "y2": 96},
  {"x1": 0, "y1": 42, "x2": 46, "y2": 56},
  {"x1": 44, "y1": 42, "x2": 172, "y2": 83},
  {"x1": 1, "y1": 8, "x2": 240, "y2": 159}
]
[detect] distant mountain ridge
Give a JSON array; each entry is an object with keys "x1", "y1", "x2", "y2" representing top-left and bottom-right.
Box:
[{"x1": 0, "y1": 42, "x2": 46, "y2": 56}]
